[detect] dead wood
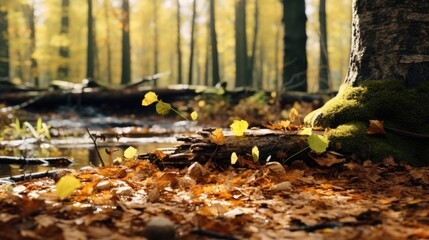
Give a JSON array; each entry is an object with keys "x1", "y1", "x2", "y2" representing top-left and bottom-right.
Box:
[
  {"x1": 139, "y1": 128, "x2": 310, "y2": 168},
  {"x1": 0, "y1": 156, "x2": 73, "y2": 165}
]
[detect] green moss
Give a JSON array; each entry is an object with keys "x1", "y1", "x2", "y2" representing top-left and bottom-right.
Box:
[{"x1": 305, "y1": 79, "x2": 429, "y2": 166}]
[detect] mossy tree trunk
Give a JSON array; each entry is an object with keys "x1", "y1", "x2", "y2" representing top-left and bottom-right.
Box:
[{"x1": 305, "y1": 0, "x2": 429, "y2": 165}]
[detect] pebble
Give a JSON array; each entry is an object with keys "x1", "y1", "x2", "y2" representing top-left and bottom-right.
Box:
[
  {"x1": 113, "y1": 186, "x2": 133, "y2": 196},
  {"x1": 187, "y1": 162, "x2": 206, "y2": 183},
  {"x1": 144, "y1": 216, "x2": 175, "y2": 240}
]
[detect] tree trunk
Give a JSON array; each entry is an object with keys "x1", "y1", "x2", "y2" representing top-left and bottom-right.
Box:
[
  {"x1": 281, "y1": 0, "x2": 307, "y2": 92},
  {"x1": 153, "y1": 0, "x2": 159, "y2": 87},
  {"x1": 120, "y1": 0, "x2": 131, "y2": 85},
  {"x1": 249, "y1": 0, "x2": 259, "y2": 88},
  {"x1": 86, "y1": 0, "x2": 95, "y2": 80},
  {"x1": 0, "y1": 5, "x2": 8, "y2": 80},
  {"x1": 104, "y1": 0, "x2": 112, "y2": 84},
  {"x1": 188, "y1": 0, "x2": 197, "y2": 85},
  {"x1": 209, "y1": 0, "x2": 220, "y2": 86},
  {"x1": 176, "y1": 0, "x2": 183, "y2": 84},
  {"x1": 346, "y1": 0, "x2": 429, "y2": 87},
  {"x1": 234, "y1": 0, "x2": 248, "y2": 88},
  {"x1": 57, "y1": 0, "x2": 70, "y2": 80},
  {"x1": 318, "y1": 0, "x2": 329, "y2": 91}
]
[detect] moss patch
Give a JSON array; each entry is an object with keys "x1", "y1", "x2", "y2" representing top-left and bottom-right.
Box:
[{"x1": 305, "y1": 79, "x2": 429, "y2": 165}]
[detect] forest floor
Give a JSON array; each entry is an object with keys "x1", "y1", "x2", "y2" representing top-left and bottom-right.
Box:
[
  {"x1": 0, "y1": 158, "x2": 428, "y2": 240},
  {"x1": 1, "y1": 94, "x2": 429, "y2": 239}
]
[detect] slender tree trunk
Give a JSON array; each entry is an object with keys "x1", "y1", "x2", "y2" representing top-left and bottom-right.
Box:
[
  {"x1": 86, "y1": 0, "x2": 95, "y2": 79},
  {"x1": 234, "y1": 0, "x2": 248, "y2": 88},
  {"x1": 209, "y1": 0, "x2": 220, "y2": 86},
  {"x1": 153, "y1": 0, "x2": 159, "y2": 87},
  {"x1": 57, "y1": 0, "x2": 70, "y2": 80},
  {"x1": 103, "y1": 0, "x2": 112, "y2": 84},
  {"x1": 274, "y1": 24, "x2": 280, "y2": 90},
  {"x1": 345, "y1": 0, "x2": 429, "y2": 86},
  {"x1": 176, "y1": 0, "x2": 183, "y2": 84},
  {"x1": 120, "y1": 0, "x2": 131, "y2": 85},
  {"x1": 188, "y1": 0, "x2": 197, "y2": 85},
  {"x1": 249, "y1": 0, "x2": 259, "y2": 88},
  {"x1": 318, "y1": 0, "x2": 329, "y2": 90},
  {"x1": 281, "y1": 0, "x2": 307, "y2": 92},
  {"x1": 22, "y1": 2, "x2": 38, "y2": 86},
  {"x1": 204, "y1": 28, "x2": 210, "y2": 86},
  {"x1": 0, "y1": 5, "x2": 8, "y2": 80}
]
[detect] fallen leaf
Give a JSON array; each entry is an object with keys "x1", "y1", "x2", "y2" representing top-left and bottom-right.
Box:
[
  {"x1": 191, "y1": 111, "x2": 198, "y2": 120},
  {"x1": 231, "y1": 152, "x2": 238, "y2": 165},
  {"x1": 309, "y1": 152, "x2": 345, "y2": 167},
  {"x1": 289, "y1": 108, "x2": 299, "y2": 123},
  {"x1": 252, "y1": 146, "x2": 259, "y2": 162},
  {"x1": 264, "y1": 120, "x2": 290, "y2": 130},
  {"x1": 210, "y1": 128, "x2": 226, "y2": 145},
  {"x1": 367, "y1": 120, "x2": 385, "y2": 135},
  {"x1": 124, "y1": 146, "x2": 137, "y2": 159},
  {"x1": 55, "y1": 175, "x2": 82, "y2": 199},
  {"x1": 271, "y1": 181, "x2": 293, "y2": 192},
  {"x1": 230, "y1": 120, "x2": 249, "y2": 136},
  {"x1": 308, "y1": 134, "x2": 329, "y2": 153},
  {"x1": 154, "y1": 149, "x2": 166, "y2": 160}
]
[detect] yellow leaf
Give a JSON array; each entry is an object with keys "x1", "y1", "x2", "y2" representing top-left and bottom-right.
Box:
[
  {"x1": 210, "y1": 128, "x2": 226, "y2": 145},
  {"x1": 231, "y1": 152, "x2": 238, "y2": 165},
  {"x1": 124, "y1": 146, "x2": 137, "y2": 159},
  {"x1": 289, "y1": 108, "x2": 299, "y2": 123},
  {"x1": 191, "y1": 111, "x2": 198, "y2": 120},
  {"x1": 367, "y1": 120, "x2": 385, "y2": 135},
  {"x1": 55, "y1": 175, "x2": 82, "y2": 199},
  {"x1": 142, "y1": 91, "x2": 158, "y2": 106},
  {"x1": 298, "y1": 127, "x2": 312, "y2": 136},
  {"x1": 230, "y1": 120, "x2": 249, "y2": 136},
  {"x1": 156, "y1": 100, "x2": 171, "y2": 115},
  {"x1": 252, "y1": 146, "x2": 259, "y2": 162}
]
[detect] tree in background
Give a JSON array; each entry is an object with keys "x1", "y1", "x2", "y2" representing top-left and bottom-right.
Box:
[
  {"x1": 234, "y1": 0, "x2": 248, "y2": 88},
  {"x1": 209, "y1": 0, "x2": 220, "y2": 86},
  {"x1": 187, "y1": 0, "x2": 197, "y2": 85},
  {"x1": 86, "y1": 0, "x2": 94, "y2": 80},
  {"x1": 176, "y1": 0, "x2": 182, "y2": 84},
  {"x1": 318, "y1": 0, "x2": 329, "y2": 91},
  {"x1": 103, "y1": 0, "x2": 112, "y2": 84},
  {"x1": 281, "y1": 0, "x2": 307, "y2": 92},
  {"x1": 249, "y1": 0, "x2": 259, "y2": 88},
  {"x1": 120, "y1": 0, "x2": 131, "y2": 85},
  {"x1": 152, "y1": 0, "x2": 159, "y2": 87},
  {"x1": 57, "y1": 0, "x2": 70, "y2": 80},
  {"x1": 0, "y1": 1, "x2": 9, "y2": 80},
  {"x1": 21, "y1": 1, "x2": 38, "y2": 86}
]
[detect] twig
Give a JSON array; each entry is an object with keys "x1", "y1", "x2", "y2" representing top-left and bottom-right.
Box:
[{"x1": 86, "y1": 128, "x2": 105, "y2": 166}]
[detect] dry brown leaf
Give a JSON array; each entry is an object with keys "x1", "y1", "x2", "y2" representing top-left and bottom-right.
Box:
[
  {"x1": 209, "y1": 128, "x2": 226, "y2": 145},
  {"x1": 367, "y1": 120, "x2": 385, "y2": 135},
  {"x1": 154, "y1": 149, "x2": 166, "y2": 160},
  {"x1": 310, "y1": 153, "x2": 346, "y2": 167}
]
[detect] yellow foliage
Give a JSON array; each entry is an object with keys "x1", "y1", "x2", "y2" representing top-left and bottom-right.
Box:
[{"x1": 230, "y1": 120, "x2": 249, "y2": 137}]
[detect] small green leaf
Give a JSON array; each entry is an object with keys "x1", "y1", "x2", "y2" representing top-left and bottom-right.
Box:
[
  {"x1": 36, "y1": 118, "x2": 42, "y2": 133},
  {"x1": 124, "y1": 146, "x2": 137, "y2": 159},
  {"x1": 156, "y1": 100, "x2": 171, "y2": 115},
  {"x1": 308, "y1": 134, "x2": 329, "y2": 153},
  {"x1": 252, "y1": 146, "x2": 259, "y2": 162},
  {"x1": 55, "y1": 175, "x2": 82, "y2": 199},
  {"x1": 231, "y1": 152, "x2": 238, "y2": 165}
]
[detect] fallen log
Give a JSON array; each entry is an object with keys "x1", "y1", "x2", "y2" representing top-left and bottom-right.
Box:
[
  {"x1": 139, "y1": 128, "x2": 311, "y2": 168},
  {"x1": 0, "y1": 156, "x2": 74, "y2": 165},
  {"x1": 0, "y1": 170, "x2": 59, "y2": 183}
]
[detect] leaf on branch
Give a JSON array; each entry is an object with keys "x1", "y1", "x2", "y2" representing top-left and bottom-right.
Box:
[
  {"x1": 156, "y1": 100, "x2": 171, "y2": 115},
  {"x1": 142, "y1": 91, "x2": 158, "y2": 106},
  {"x1": 308, "y1": 134, "x2": 329, "y2": 153},
  {"x1": 230, "y1": 120, "x2": 249, "y2": 136},
  {"x1": 55, "y1": 175, "x2": 82, "y2": 199},
  {"x1": 210, "y1": 128, "x2": 226, "y2": 145},
  {"x1": 367, "y1": 120, "x2": 385, "y2": 135}
]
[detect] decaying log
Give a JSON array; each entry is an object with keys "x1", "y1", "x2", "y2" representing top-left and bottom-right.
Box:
[
  {"x1": 0, "y1": 170, "x2": 59, "y2": 183},
  {"x1": 0, "y1": 156, "x2": 74, "y2": 165},
  {"x1": 139, "y1": 129, "x2": 311, "y2": 168}
]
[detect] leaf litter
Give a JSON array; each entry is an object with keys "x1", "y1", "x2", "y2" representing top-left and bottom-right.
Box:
[{"x1": 0, "y1": 156, "x2": 428, "y2": 240}]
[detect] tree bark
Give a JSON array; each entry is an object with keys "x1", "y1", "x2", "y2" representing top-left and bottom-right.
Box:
[
  {"x1": 281, "y1": 0, "x2": 307, "y2": 92},
  {"x1": 176, "y1": 0, "x2": 183, "y2": 84},
  {"x1": 153, "y1": 0, "x2": 159, "y2": 87},
  {"x1": 103, "y1": 0, "x2": 112, "y2": 84},
  {"x1": 346, "y1": 0, "x2": 429, "y2": 86},
  {"x1": 188, "y1": 0, "x2": 197, "y2": 85},
  {"x1": 0, "y1": 4, "x2": 9, "y2": 80},
  {"x1": 234, "y1": 0, "x2": 248, "y2": 88},
  {"x1": 120, "y1": 0, "x2": 131, "y2": 85},
  {"x1": 209, "y1": 0, "x2": 220, "y2": 86},
  {"x1": 57, "y1": 0, "x2": 70, "y2": 80},
  {"x1": 86, "y1": 0, "x2": 95, "y2": 80},
  {"x1": 318, "y1": 0, "x2": 329, "y2": 91},
  {"x1": 248, "y1": 0, "x2": 259, "y2": 88}
]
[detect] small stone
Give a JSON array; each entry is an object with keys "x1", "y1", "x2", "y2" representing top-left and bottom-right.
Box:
[
  {"x1": 270, "y1": 181, "x2": 293, "y2": 192},
  {"x1": 187, "y1": 162, "x2": 206, "y2": 183},
  {"x1": 144, "y1": 216, "x2": 175, "y2": 240},
  {"x1": 113, "y1": 186, "x2": 133, "y2": 196},
  {"x1": 96, "y1": 180, "x2": 111, "y2": 191}
]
